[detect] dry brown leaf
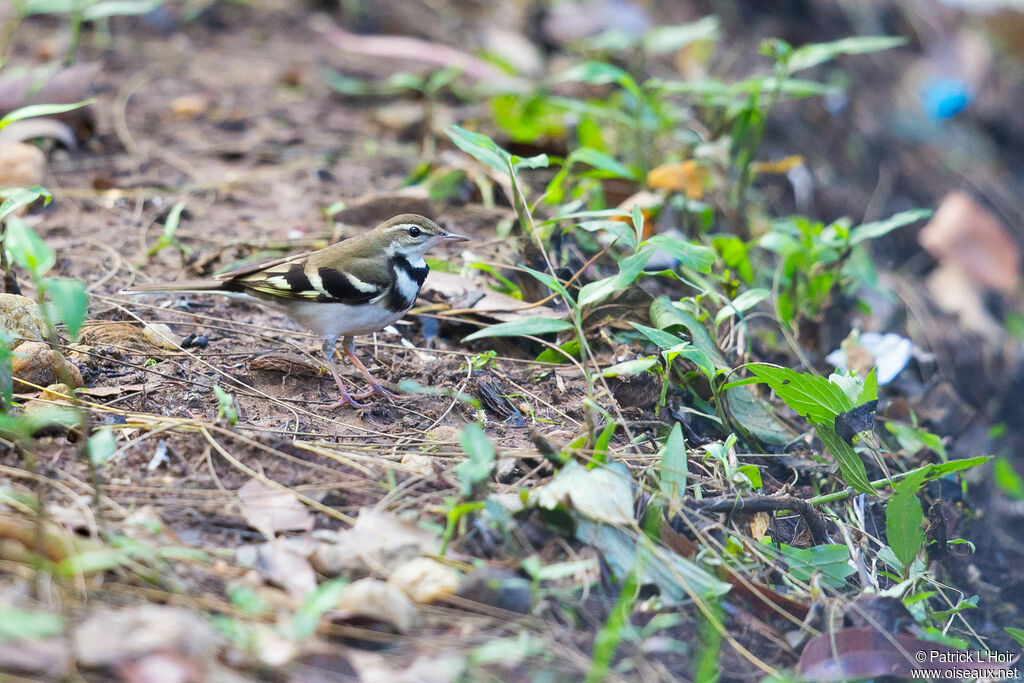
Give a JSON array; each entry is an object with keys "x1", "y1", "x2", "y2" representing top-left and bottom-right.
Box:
[
  {"x1": 237, "y1": 538, "x2": 318, "y2": 599},
  {"x1": 646, "y1": 160, "x2": 708, "y2": 199},
  {"x1": 73, "y1": 606, "x2": 221, "y2": 668},
  {"x1": 751, "y1": 155, "x2": 804, "y2": 174},
  {"x1": 311, "y1": 508, "x2": 439, "y2": 577},
  {"x1": 387, "y1": 557, "x2": 460, "y2": 604},
  {"x1": 749, "y1": 511, "x2": 771, "y2": 540},
  {"x1": 237, "y1": 478, "x2": 313, "y2": 540},
  {"x1": 334, "y1": 578, "x2": 418, "y2": 633},
  {"x1": 918, "y1": 191, "x2": 1021, "y2": 294},
  {"x1": 0, "y1": 142, "x2": 45, "y2": 187}
]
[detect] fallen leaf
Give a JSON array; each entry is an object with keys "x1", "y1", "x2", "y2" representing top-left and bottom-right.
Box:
[
  {"x1": 73, "y1": 605, "x2": 221, "y2": 668},
  {"x1": 311, "y1": 508, "x2": 440, "y2": 577},
  {"x1": 534, "y1": 460, "x2": 634, "y2": 525},
  {"x1": 142, "y1": 323, "x2": 179, "y2": 350},
  {"x1": 388, "y1": 557, "x2": 460, "y2": 604},
  {"x1": 333, "y1": 578, "x2": 418, "y2": 633},
  {"x1": 237, "y1": 478, "x2": 313, "y2": 540},
  {"x1": 751, "y1": 155, "x2": 804, "y2": 174},
  {"x1": 0, "y1": 142, "x2": 45, "y2": 187},
  {"x1": 237, "y1": 538, "x2": 317, "y2": 599},
  {"x1": 646, "y1": 160, "x2": 708, "y2": 199},
  {"x1": 918, "y1": 191, "x2": 1021, "y2": 294}
]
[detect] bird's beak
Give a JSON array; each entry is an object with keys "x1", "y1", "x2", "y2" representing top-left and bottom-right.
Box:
[{"x1": 441, "y1": 231, "x2": 470, "y2": 242}]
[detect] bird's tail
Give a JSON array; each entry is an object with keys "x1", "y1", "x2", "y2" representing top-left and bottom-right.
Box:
[{"x1": 120, "y1": 280, "x2": 227, "y2": 296}]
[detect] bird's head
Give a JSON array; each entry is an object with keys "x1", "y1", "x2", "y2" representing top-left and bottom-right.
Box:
[{"x1": 377, "y1": 214, "x2": 468, "y2": 261}]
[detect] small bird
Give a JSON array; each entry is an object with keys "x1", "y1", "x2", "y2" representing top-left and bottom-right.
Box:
[{"x1": 125, "y1": 214, "x2": 467, "y2": 408}]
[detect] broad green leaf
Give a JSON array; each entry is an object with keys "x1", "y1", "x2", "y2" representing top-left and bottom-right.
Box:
[
  {"x1": 88, "y1": 426, "x2": 116, "y2": 467},
  {"x1": 765, "y1": 542, "x2": 855, "y2": 587},
  {"x1": 44, "y1": 278, "x2": 88, "y2": 339},
  {"x1": 602, "y1": 356, "x2": 658, "y2": 378},
  {"x1": 724, "y1": 385, "x2": 797, "y2": 446},
  {"x1": 649, "y1": 297, "x2": 726, "y2": 368},
  {"x1": 857, "y1": 367, "x2": 878, "y2": 404},
  {"x1": 885, "y1": 467, "x2": 928, "y2": 570},
  {"x1": 0, "y1": 186, "x2": 51, "y2": 223},
  {"x1": 510, "y1": 153, "x2": 550, "y2": 169},
  {"x1": 0, "y1": 335, "x2": 12, "y2": 408},
  {"x1": 642, "y1": 16, "x2": 720, "y2": 53},
  {"x1": 456, "y1": 422, "x2": 496, "y2": 497},
  {"x1": 789, "y1": 36, "x2": 907, "y2": 73},
  {"x1": 83, "y1": 0, "x2": 163, "y2": 19},
  {"x1": 659, "y1": 423, "x2": 687, "y2": 500},
  {"x1": 213, "y1": 385, "x2": 237, "y2": 424},
  {"x1": 1006, "y1": 627, "x2": 1024, "y2": 650},
  {"x1": 5, "y1": 215, "x2": 55, "y2": 275},
  {"x1": 848, "y1": 208, "x2": 931, "y2": 245},
  {"x1": 575, "y1": 219, "x2": 637, "y2": 250},
  {"x1": 576, "y1": 518, "x2": 731, "y2": 601},
  {"x1": 748, "y1": 364, "x2": 853, "y2": 423},
  {"x1": 0, "y1": 608, "x2": 65, "y2": 641},
  {"x1": 993, "y1": 458, "x2": 1024, "y2": 500},
  {"x1": 463, "y1": 317, "x2": 572, "y2": 342},
  {"x1": 643, "y1": 234, "x2": 716, "y2": 273},
  {"x1": 445, "y1": 124, "x2": 510, "y2": 173},
  {"x1": 520, "y1": 264, "x2": 573, "y2": 302},
  {"x1": 0, "y1": 101, "x2": 92, "y2": 130},
  {"x1": 56, "y1": 548, "x2": 134, "y2": 576},
  {"x1": 570, "y1": 147, "x2": 640, "y2": 181},
  {"x1": 578, "y1": 248, "x2": 653, "y2": 307},
  {"x1": 631, "y1": 322, "x2": 686, "y2": 350},
  {"x1": 816, "y1": 423, "x2": 875, "y2": 494},
  {"x1": 715, "y1": 287, "x2": 769, "y2": 325},
  {"x1": 558, "y1": 61, "x2": 641, "y2": 96}
]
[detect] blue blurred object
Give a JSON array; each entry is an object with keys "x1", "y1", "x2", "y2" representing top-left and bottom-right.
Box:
[{"x1": 921, "y1": 78, "x2": 971, "y2": 119}]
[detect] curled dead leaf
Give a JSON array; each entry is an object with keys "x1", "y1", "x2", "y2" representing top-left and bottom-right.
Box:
[{"x1": 646, "y1": 160, "x2": 708, "y2": 199}]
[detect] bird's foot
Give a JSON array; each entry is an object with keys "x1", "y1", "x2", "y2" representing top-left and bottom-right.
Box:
[{"x1": 352, "y1": 382, "x2": 405, "y2": 403}]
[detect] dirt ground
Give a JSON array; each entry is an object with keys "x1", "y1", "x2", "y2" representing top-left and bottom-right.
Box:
[{"x1": 2, "y1": 0, "x2": 1024, "y2": 680}]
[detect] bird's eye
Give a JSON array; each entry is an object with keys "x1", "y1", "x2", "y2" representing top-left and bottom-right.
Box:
[{"x1": 408, "y1": 226, "x2": 421, "y2": 238}]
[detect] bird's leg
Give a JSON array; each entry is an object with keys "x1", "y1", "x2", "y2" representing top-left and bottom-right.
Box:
[
  {"x1": 342, "y1": 336, "x2": 403, "y2": 402},
  {"x1": 321, "y1": 336, "x2": 363, "y2": 409}
]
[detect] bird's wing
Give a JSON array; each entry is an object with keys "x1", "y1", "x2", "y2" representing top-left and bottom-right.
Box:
[{"x1": 228, "y1": 249, "x2": 392, "y2": 305}]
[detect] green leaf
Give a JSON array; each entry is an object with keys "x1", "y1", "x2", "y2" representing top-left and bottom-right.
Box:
[
  {"x1": 659, "y1": 423, "x2": 687, "y2": 500},
  {"x1": 56, "y1": 548, "x2": 134, "y2": 576},
  {"x1": 213, "y1": 385, "x2": 237, "y2": 424},
  {"x1": 290, "y1": 577, "x2": 349, "y2": 639},
  {"x1": 715, "y1": 287, "x2": 769, "y2": 325},
  {"x1": 0, "y1": 608, "x2": 65, "y2": 641},
  {"x1": 1005, "y1": 627, "x2": 1024, "y2": 650},
  {"x1": 602, "y1": 356, "x2": 658, "y2": 378},
  {"x1": 849, "y1": 208, "x2": 931, "y2": 246},
  {"x1": 576, "y1": 518, "x2": 731, "y2": 601},
  {"x1": 558, "y1": 61, "x2": 641, "y2": 96},
  {"x1": 885, "y1": 468, "x2": 928, "y2": 570},
  {"x1": 724, "y1": 385, "x2": 797, "y2": 447},
  {"x1": 5, "y1": 215, "x2": 55, "y2": 275},
  {"x1": 463, "y1": 316, "x2": 572, "y2": 342},
  {"x1": 649, "y1": 297, "x2": 726, "y2": 368},
  {"x1": 570, "y1": 147, "x2": 640, "y2": 182},
  {"x1": 88, "y1": 426, "x2": 117, "y2": 467},
  {"x1": 44, "y1": 278, "x2": 88, "y2": 339},
  {"x1": 642, "y1": 16, "x2": 720, "y2": 53},
  {"x1": 748, "y1": 364, "x2": 853, "y2": 423},
  {"x1": 993, "y1": 458, "x2": 1024, "y2": 500},
  {"x1": 578, "y1": 248, "x2": 653, "y2": 307},
  {"x1": 788, "y1": 36, "x2": 907, "y2": 73},
  {"x1": 445, "y1": 124, "x2": 511, "y2": 173},
  {"x1": 456, "y1": 422, "x2": 496, "y2": 497},
  {"x1": 765, "y1": 542, "x2": 855, "y2": 587},
  {"x1": 83, "y1": 0, "x2": 164, "y2": 19},
  {"x1": 816, "y1": 423, "x2": 875, "y2": 494},
  {"x1": 643, "y1": 234, "x2": 716, "y2": 273},
  {"x1": 631, "y1": 322, "x2": 686, "y2": 351},
  {"x1": 0, "y1": 100, "x2": 92, "y2": 130},
  {"x1": 0, "y1": 186, "x2": 51, "y2": 223}
]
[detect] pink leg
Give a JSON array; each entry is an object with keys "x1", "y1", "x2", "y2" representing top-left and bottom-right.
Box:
[
  {"x1": 342, "y1": 336, "x2": 404, "y2": 402},
  {"x1": 321, "y1": 338, "x2": 363, "y2": 409}
]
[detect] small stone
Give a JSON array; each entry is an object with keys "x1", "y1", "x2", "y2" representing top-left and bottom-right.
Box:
[
  {"x1": 0, "y1": 293, "x2": 46, "y2": 342},
  {"x1": 12, "y1": 341, "x2": 83, "y2": 388},
  {"x1": 400, "y1": 453, "x2": 435, "y2": 477},
  {"x1": 0, "y1": 142, "x2": 45, "y2": 188}
]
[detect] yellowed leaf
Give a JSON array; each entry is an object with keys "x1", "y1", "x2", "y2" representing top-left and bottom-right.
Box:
[
  {"x1": 646, "y1": 160, "x2": 708, "y2": 199},
  {"x1": 751, "y1": 155, "x2": 804, "y2": 174}
]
